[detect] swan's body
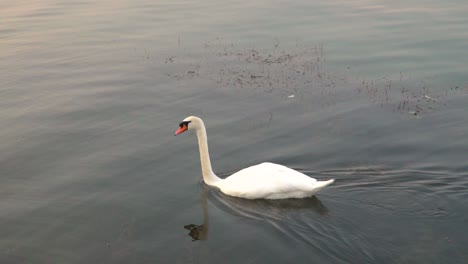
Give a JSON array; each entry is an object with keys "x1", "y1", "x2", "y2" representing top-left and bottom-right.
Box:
[{"x1": 175, "y1": 116, "x2": 334, "y2": 199}]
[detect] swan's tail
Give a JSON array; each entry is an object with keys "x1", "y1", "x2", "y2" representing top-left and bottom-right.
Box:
[{"x1": 311, "y1": 179, "x2": 334, "y2": 194}]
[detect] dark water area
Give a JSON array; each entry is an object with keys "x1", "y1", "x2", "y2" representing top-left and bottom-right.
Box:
[{"x1": 1, "y1": 1, "x2": 468, "y2": 263}]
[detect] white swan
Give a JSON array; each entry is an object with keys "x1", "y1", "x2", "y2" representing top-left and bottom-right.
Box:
[{"x1": 175, "y1": 116, "x2": 334, "y2": 199}]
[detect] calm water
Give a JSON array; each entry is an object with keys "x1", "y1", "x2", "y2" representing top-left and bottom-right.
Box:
[{"x1": 1, "y1": 0, "x2": 468, "y2": 263}]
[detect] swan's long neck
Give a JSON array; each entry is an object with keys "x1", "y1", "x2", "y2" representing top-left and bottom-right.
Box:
[{"x1": 195, "y1": 122, "x2": 221, "y2": 186}]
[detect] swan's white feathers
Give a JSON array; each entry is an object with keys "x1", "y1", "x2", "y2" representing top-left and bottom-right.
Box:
[{"x1": 217, "y1": 162, "x2": 334, "y2": 199}]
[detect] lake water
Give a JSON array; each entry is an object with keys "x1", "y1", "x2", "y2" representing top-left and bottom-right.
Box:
[{"x1": 1, "y1": 0, "x2": 467, "y2": 263}]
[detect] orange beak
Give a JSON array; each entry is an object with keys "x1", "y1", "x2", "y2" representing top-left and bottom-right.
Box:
[{"x1": 175, "y1": 124, "x2": 188, "y2": 136}]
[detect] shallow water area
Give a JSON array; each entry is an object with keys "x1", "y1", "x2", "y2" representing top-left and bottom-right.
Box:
[{"x1": 1, "y1": 0, "x2": 468, "y2": 263}]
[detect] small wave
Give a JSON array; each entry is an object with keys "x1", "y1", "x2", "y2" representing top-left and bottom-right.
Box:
[{"x1": 203, "y1": 183, "x2": 376, "y2": 261}]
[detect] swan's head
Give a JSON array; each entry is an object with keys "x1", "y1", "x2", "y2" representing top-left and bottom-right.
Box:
[{"x1": 174, "y1": 116, "x2": 203, "y2": 136}]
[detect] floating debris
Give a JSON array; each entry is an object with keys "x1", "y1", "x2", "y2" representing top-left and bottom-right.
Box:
[
  {"x1": 164, "y1": 56, "x2": 176, "y2": 63},
  {"x1": 162, "y1": 38, "x2": 464, "y2": 116},
  {"x1": 424, "y1": 94, "x2": 437, "y2": 102},
  {"x1": 408, "y1": 110, "x2": 421, "y2": 118}
]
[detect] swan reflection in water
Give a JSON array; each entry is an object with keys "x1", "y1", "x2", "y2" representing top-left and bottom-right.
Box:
[{"x1": 184, "y1": 182, "x2": 329, "y2": 241}]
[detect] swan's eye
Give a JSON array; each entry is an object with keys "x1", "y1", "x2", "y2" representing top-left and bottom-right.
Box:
[
  {"x1": 179, "y1": 121, "x2": 191, "y2": 128},
  {"x1": 175, "y1": 121, "x2": 192, "y2": 136}
]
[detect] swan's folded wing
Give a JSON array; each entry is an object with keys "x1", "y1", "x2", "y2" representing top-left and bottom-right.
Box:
[{"x1": 219, "y1": 162, "x2": 319, "y2": 199}]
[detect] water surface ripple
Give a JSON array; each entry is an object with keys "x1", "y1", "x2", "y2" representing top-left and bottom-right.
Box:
[{"x1": 1, "y1": 0, "x2": 468, "y2": 263}]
